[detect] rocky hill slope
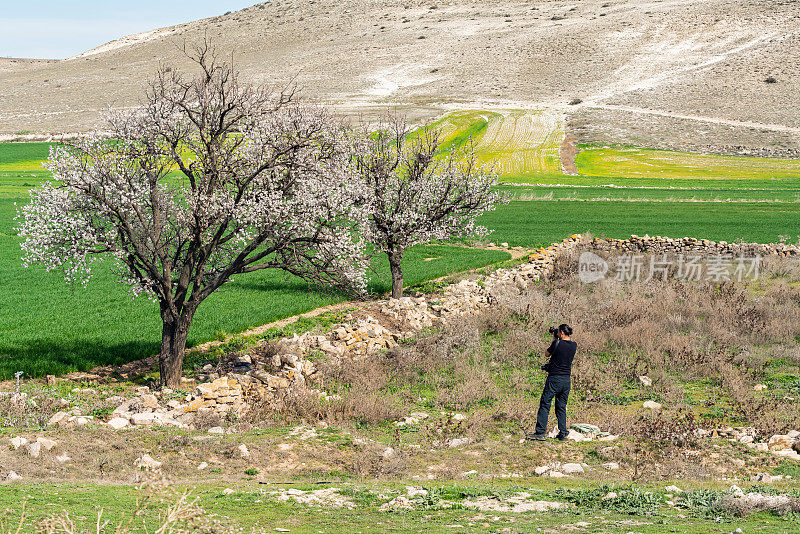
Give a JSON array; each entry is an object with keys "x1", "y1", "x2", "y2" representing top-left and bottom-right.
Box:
[{"x1": 1, "y1": 0, "x2": 798, "y2": 154}]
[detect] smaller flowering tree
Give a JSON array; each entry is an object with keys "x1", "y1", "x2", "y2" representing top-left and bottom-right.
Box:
[
  {"x1": 17, "y1": 43, "x2": 368, "y2": 387},
  {"x1": 353, "y1": 115, "x2": 503, "y2": 298}
]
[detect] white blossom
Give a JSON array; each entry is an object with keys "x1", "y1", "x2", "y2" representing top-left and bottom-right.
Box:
[{"x1": 16, "y1": 42, "x2": 368, "y2": 386}]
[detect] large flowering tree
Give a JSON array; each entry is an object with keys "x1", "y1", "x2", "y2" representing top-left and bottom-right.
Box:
[
  {"x1": 353, "y1": 116, "x2": 503, "y2": 298},
  {"x1": 17, "y1": 44, "x2": 368, "y2": 387}
]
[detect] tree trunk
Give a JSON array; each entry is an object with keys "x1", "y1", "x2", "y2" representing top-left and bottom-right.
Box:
[
  {"x1": 158, "y1": 312, "x2": 193, "y2": 388},
  {"x1": 388, "y1": 248, "x2": 404, "y2": 299}
]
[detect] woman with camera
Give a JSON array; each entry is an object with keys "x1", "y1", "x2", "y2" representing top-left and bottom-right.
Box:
[{"x1": 528, "y1": 324, "x2": 576, "y2": 442}]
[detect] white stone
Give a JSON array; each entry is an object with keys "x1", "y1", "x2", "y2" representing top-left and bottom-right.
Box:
[
  {"x1": 9, "y1": 436, "x2": 28, "y2": 449},
  {"x1": 534, "y1": 465, "x2": 551, "y2": 476},
  {"x1": 208, "y1": 426, "x2": 224, "y2": 435},
  {"x1": 238, "y1": 444, "x2": 250, "y2": 459},
  {"x1": 548, "y1": 471, "x2": 566, "y2": 478},
  {"x1": 566, "y1": 431, "x2": 585, "y2": 442},
  {"x1": 643, "y1": 400, "x2": 663, "y2": 410},
  {"x1": 222, "y1": 488, "x2": 235, "y2": 495},
  {"x1": 135, "y1": 454, "x2": 162, "y2": 470},
  {"x1": 381, "y1": 447, "x2": 395, "y2": 459},
  {"x1": 448, "y1": 437, "x2": 473, "y2": 448},
  {"x1": 47, "y1": 411, "x2": 69, "y2": 427},
  {"x1": 56, "y1": 454, "x2": 71, "y2": 463},
  {"x1": 754, "y1": 384, "x2": 768, "y2": 391},
  {"x1": 602, "y1": 462, "x2": 620, "y2": 470},
  {"x1": 107, "y1": 417, "x2": 130, "y2": 430},
  {"x1": 36, "y1": 437, "x2": 57, "y2": 451},
  {"x1": 638, "y1": 375, "x2": 653, "y2": 387},
  {"x1": 561, "y1": 463, "x2": 584, "y2": 475},
  {"x1": 5, "y1": 471, "x2": 21, "y2": 482},
  {"x1": 768, "y1": 434, "x2": 794, "y2": 451},
  {"x1": 130, "y1": 413, "x2": 158, "y2": 426},
  {"x1": 25, "y1": 442, "x2": 41, "y2": 458},
  {"x1": 197, "y1": 462, "x2": 209, "y2": 470},
  {"x1": 665, "y1": 485, "x2": 683, "y2": 493}
]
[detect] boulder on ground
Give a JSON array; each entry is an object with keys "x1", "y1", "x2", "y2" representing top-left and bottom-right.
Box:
[
  {"x1": 643, "y1": 400, "x2": 663, "y2": 410},
  {"x1": 9, "y1": 436, "x2": 28, "y2": 449},
  {"x1": 36, "y1": 437, "x2": 57, "y2": 451},
  {"x1": 135, "y1": 454, "x2": 162, "y2": 470},
  {"x1": 561, "y1": 463, "x2": 584, "y2": 475},
  {"x1": 107, "y1": 417, "x2": 129, "y2": 430},
  {"x1": 768, "y1": 434, "x2": 794, "y2": 451}
]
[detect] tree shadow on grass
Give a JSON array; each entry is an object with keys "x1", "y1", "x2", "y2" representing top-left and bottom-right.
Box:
[{"x1": 0, "y1": 338, "x2": 158, "y2": 380}]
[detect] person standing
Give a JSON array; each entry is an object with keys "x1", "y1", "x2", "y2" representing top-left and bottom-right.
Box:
[{"x1": 528, "y1": 324, "x2": 576, "y2": 442}]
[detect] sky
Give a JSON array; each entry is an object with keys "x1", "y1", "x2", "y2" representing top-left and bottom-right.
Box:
[{"x1": 0, "y1": 1, "x2": 259, "y2": 59}]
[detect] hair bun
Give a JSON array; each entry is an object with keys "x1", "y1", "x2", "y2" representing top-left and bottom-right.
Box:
[{"x1": 559, "y1": 324, "x2": 573, "y2": 336}]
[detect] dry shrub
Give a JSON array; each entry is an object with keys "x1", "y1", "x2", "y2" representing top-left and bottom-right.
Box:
[
  {"x1": 0, "y1": 387, "x2": 62, "y2": 428},
  {"x1": 720, "y1": 493, "x2": 800, "y2": 517},
  {"x1": 191, "y1": 409, "x2": 223, "y2": 431}
]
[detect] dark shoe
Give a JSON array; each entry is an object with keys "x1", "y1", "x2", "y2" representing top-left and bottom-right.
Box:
[
  {"x1": 556, "y1": 432, "x2": 569, "y2": 442},
  {"x1": 526, "y1": 433, "x2": 547, "y2": 441}
]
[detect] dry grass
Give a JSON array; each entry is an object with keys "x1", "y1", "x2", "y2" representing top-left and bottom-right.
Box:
[{"x1": 263, "y1": 247, "x2": 800, "y2": 445}]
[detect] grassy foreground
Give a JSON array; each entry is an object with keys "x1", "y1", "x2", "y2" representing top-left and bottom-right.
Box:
[{"x1": 0, "y1": 481, "x2": 794, "y2": 533}]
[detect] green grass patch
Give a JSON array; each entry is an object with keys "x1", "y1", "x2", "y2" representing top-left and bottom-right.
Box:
[
  {"x1": 478, "y1": 200, "x2": 800, "y2": 247},
  {"x1": 576, "y1": 146, "x2": 800, "y2": 181}
]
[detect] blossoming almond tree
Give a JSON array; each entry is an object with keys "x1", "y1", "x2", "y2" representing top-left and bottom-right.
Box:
[
  {"x1": 17, "y1": 44, "x2": 368, "y2": 387},
  {"x1": 353, "y1": 115, "x2": 503, "y2": 298}
]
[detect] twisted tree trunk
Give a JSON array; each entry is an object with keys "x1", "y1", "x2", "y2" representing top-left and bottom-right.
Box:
[
  {"x1": 388, "y1": 248, "x2": 404, "y2": 299},
  {"x1": 158, "y1": 308, "x2": 195, "y2": 388}
]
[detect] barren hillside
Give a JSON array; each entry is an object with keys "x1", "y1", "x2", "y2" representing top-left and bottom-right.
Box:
[{"x1": 1, "y1": 0, "x2": 799, "y2": 154}]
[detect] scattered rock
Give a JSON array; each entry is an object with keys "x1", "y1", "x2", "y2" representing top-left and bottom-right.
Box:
[
  {"x1": 379, "y1": 496, "x2": 414, "y2": 511},
  {"x1": 643, "y1": 400, "x2": 663, "y2": 410},
  {"x1": 9, "y1": 436, "x2": 28, "y2": 449},
  {"x1": 107, "y1": 417, "x2": 129, "y2": 430},
  {"x1": 135, "y1": 454, "x2": 162, "y2": 470},
  {"x1": 638, "y1": 375, "x2": 653, "y2": 387},
  {"x1": 238, "y1": 444, "x2": 250, "y2": 459},
  {"x1": 768, "y1": 434, "x2": 794, "y2": 451},
  {"x1": 47, "y1": 411, "x2": 70, "y2": 427},
  {"x1": 36, "y1": 437, "x2": 57, "y2": 451},
  {"x1": 561, "y1": 463, "x2": 584, "y2": 475},
  {"x1": 197, "y1": 462, "x2": 208, "y2": 470},
  {"x1": 4, "y1": 471, "x2": 21, "y2": 482},
  {"x1": 25, "y1": 442, "x2": 41, "y2": 458},
  {"x1": 602, "y1": 462, "x2": 620, "y2": 470},
  {"x1": 448, "y1": 437, "x2": 474, "y2": 448},
  {"x1": 208, "y1": 426, "x2": 225, "y2": 435}
]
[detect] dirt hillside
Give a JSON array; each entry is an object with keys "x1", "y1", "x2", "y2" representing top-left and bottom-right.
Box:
[{"x1": 1, "y1": 0, "x2": 798, "y2": 154}]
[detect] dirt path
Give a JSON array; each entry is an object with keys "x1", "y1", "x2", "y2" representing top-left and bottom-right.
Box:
[{"x1": 584, "y1": 103, "x2": 800, "y2": 135}]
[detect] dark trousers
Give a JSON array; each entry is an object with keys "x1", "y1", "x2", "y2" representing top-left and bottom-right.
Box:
[{"x1": 535, "y1": 375, "x2": 571, "y2": 436}]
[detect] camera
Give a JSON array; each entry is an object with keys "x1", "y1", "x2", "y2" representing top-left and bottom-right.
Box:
[{"x1": 548, "y1": 326, "x2": 560, "y2": 336}]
